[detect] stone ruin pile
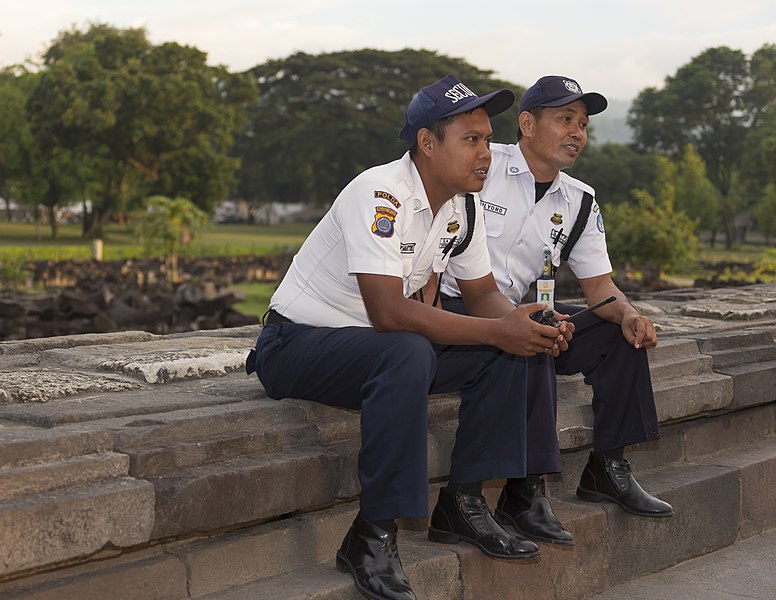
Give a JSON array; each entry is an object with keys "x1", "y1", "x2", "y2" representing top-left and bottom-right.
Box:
[{"x1": 0, "y1": 255, "x2": 290, "y2": 340}]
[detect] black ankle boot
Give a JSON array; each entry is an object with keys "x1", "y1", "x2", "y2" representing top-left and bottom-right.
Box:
[
  {"x1": 428, "y1": 487, "x2": 539, "y2": 559},
  {"x1": 576, "y1": 452, "x2": 674, "y2": 518},
  {"x1": 495, "y1": 476, "x2": 574, "y2": 546},
  {"x1": 336, "y1": 513, "x2": 416, "y2": 600}
]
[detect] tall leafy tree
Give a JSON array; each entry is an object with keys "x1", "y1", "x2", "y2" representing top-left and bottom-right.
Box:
[
  {"x1": 0, "y1": 69, "x2": 33, "y2": 221},
  {"x1": 628, "y1": 45, "x2": 774, "y2": 246},
  {"x1": 674, "y1": 144, "x2": 720, "y2": 235},
  {"x1": 28, "y1": 23, "x2": 254, "y2": 238},
  {"x1": 752, "y1": 183, "x2": 776, "y2": 243},
  {"x1": 567, "y1": 143, "x2": 659, "y2": 205},
  {"x1": 233, "y1": 49, "x2": 523, "y2": 205}
]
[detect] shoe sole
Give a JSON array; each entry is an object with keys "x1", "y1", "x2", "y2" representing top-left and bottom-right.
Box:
[
  {"x1": 336, "y1": 552, "x2": 397, "y2": 600},
  {"x1": 427, "y1": 527, "x2": 540, "y2": 559},
  {"x1": 493, "y1": 509, "x2": 575, "y2": 546},
  {"x1": 576, "y1": 487, "x2": 675, "y2": 518}
]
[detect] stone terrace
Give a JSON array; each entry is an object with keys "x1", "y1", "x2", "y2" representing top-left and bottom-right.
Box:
[{"x1": 2, "y1": 284, "x2": 776, "y2": 599}]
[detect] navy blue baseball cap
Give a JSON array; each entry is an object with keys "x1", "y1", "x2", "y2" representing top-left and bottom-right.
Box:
[
  {"x1": 519, "y1": 75, "x2": 607, "y2": 115},
  {"x1": 399, "y1": 75, "x2": 515, "y2": 147}
]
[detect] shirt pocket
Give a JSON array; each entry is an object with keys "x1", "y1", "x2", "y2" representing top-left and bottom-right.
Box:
[{"x1": 485, "y1": 218, "x2": 505, "y2": 239}]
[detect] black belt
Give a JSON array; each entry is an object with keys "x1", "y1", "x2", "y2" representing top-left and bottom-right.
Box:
[{"x1": 265, "y1": 308, "x2": 293, "y2": 325}]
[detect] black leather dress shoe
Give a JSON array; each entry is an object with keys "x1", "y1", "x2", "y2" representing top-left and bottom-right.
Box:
[
  {"x1": 335, "y1": 513, "x2": 416, "y2": 600},
  {"x1": 576, "y1": 452, "x2": 674, "y2": 518},
  {"x1": 428, "y1": 487, "x2": 539, "y2": 559},
  {"x1": 495, "y1": 476, "x2": 574, "y2": 546}
]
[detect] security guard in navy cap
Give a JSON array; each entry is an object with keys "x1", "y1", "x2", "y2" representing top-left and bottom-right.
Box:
[
  {"x1": 248, "y1": 75, "x2": 574, "y2": 600},
  {"x1": 441, "y1": 75, "x2": 673, "y2": 547}
]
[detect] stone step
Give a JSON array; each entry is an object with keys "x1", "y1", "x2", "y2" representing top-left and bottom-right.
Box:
[
  {"x1": 556, "y1": 338, "x2": 715, "y2": 405},
  {"x1": 694, "y1": 329, "x2": 776, "y2": 353},
  {"x1": 710, "y1": 359, "x2": 776, "y2": 411},
  {"x1": 703, "y1": 344, "x2": 776, "y2": 368},
  {"x1": 0, "y1": 478, "x2": 154, "y2": 577},
  {"x1": 0, "y1": 452, "x2": 129, "y2": 502},
  {"x1": 10, "y1": 430, "x2": 773, "y2": 600}
]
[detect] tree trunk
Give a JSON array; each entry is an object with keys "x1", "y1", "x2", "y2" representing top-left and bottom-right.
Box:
[
  {"x1": 46, "y1": 206, "x2": 60, "y2": 240},
  {"x1": 84, "y1": 206, "x2": 107, "y2": 239}
]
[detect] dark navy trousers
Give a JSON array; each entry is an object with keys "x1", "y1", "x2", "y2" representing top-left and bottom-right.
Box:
[
  {"x1": 250, "y1": 321, "x2": 529, "y2": 522},
  {"x1": 441, "y1": 296, "x2": 660, "y2": 475}
]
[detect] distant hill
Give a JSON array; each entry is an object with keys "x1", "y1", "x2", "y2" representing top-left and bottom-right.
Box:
[{"x1": 590, "y1": 98, "x2": 633, "y2": 145}]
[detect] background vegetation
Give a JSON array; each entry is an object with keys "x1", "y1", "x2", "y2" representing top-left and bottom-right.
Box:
[{"x1": 2, "y1": 22, "x2": 776, "y2": 315}]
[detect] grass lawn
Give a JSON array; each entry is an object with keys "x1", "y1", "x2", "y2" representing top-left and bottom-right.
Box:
[
  {"x1": 0, "y1": 221, "x2": 316, "y2": 262},
  {"x1": 231, "y1": 281, "x2": 278, "y2": 320},
  {"x1": 4, "y1": 219, "x2": 776, "y2": 292}
]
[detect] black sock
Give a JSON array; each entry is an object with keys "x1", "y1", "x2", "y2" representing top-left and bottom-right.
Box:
[
  {"x1": 596, "y1": 448, "x2": 624, "y2": 460},
  {"x1": 446, "y1": 481, "x2": 482, "y2": 497},
  {"x1": 370, "y1": 519, "x2": 397, "y2": 533},
  {"x1": 507, "y1": 474, "x2": 543, "y2": 488}
]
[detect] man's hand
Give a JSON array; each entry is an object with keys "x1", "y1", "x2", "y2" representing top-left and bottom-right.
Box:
[
  {"x1": 497, "y1": 303, "x2": 574, "y2": 357},
  {"x1": 622, "y1": 313, "x2": 657, "y2": 349}
]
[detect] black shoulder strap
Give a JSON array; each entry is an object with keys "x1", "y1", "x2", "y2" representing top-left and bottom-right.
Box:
[
  {"x1": 560, "y1": 191, "x2": 594, "y2": 262},
  {"x1": 450, "y1": 193, "x2": 476, "y2": 258}
]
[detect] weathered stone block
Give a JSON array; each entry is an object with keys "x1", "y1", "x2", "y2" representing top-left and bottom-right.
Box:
[
  {"x1": 682, "y1": 404, "x2": 776, "y2": 460},
  {"x1": 0, "y1": 370, "x2": 140, "y2": 404},
  {"x1": 0, "y1": 553, "x2": 188, "y2": 600},
  {"x1": 37, "y1": 337, "x2": 252, "y2": 383},
  {"x1": 0, "y1": 453, "x2": 129, "y2": 502},
  {"x1": 653, "y1": 373, "x2": 733, "y2": 421},
  {"x1": 0, "y1": 478, "x2": 155, "y2": 576},
  {"x1": 150, "y1": 448, "x2": 342, "y2": 538},
  {"x1": 176, "y1": 502, "x2": 359, "y2": 597}
]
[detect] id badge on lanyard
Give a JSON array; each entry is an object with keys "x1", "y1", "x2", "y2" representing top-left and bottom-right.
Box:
[{"x1": 536, "y1": 247, "x2": 555, "y2": 309}]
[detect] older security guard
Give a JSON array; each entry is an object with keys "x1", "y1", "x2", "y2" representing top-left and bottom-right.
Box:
[{"x1": 441, "y1": 75, "x2": 673, "y2": 548}]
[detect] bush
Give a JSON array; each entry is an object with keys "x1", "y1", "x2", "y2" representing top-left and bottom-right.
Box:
[{"x1": 605, "y1": 189, "x2": 699, "y2": 287}]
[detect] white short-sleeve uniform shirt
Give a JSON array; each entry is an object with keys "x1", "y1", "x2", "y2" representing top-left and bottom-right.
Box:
[
  {"x1": 441, "y1": 142, "x2": 612, "y2": 304},
  {"x1": 270, "y1": 152, "x2": 492, "y2": 327}
]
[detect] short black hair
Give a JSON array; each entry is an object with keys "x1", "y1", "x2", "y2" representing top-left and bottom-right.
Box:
[{"x1": 409, "y1": 115, "x2": 457, "y2": 158}]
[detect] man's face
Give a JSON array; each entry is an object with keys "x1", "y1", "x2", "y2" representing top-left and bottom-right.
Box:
[
  {"x1": 430, "y1": 108, "x2": 493, "y2": 195},
  {"x1": 523, "y1": 100, "x2": 589, "y2": 174}
]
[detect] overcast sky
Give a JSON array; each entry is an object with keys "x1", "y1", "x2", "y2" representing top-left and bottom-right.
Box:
[{"x1": 1, "y1": 0, "x2": 774, "y2": 102}]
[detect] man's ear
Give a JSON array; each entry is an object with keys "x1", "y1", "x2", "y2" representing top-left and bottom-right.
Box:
[
  {"x1": 417, "y1": 129, "x2": 434, "y2": 156},
  {"x1": 518, "y1": 112, "x2": 534, "y2": 139}
]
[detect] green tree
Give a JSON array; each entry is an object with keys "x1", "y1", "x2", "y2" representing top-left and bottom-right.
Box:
[
  {"x1": 628, "y1": 46, "x2": 766, "y2": 246},
  {"x1": 133, "y1": 195, "x2": 209, "y2": 281},
  {"x1": 674, "y1": 144, "x2": 720, "y2": 235},
  {"x1": 0, "y1": 69, "x2": 33, "y2": 221},
  {"x1": 738, "y1": 107, "x2": 776, "y2": 205},
  {"x1": 233, "y1": 49, "x2": 523, "y2": 206},
  {"x1": 28, "y1": 23, "x2": 254, "y2": 238},
  {"x1": 752, "y1": 183, "x2": 776, "y2": 243},
  {"x1": 567, "y1": 143, "x2": 659, "y2": 204},
  {"x1": 605, "y1": 158, "x2": 699, "y2": 287}
]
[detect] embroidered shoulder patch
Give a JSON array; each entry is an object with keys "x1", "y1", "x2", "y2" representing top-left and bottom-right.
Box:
[
  {"x1": 374, "y1": 190, "x2": 400, "y2": 209},
  {"x1": 371, "y1": 206, "x2": 397, "y2": 238}
]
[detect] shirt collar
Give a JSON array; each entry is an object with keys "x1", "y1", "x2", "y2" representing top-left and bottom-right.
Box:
[
  {"x1": 409, "y1": 157, "x2": 431, "y2": 213},
  {"x1": 506, "y1": 144, "x2": 571, "y2": 204}
]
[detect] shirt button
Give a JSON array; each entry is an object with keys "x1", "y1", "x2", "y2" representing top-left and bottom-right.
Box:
[
  {"x1": 516, "y1": 240, "x2": 523, "y2": 246},
  {"x1": 529, "y1": 210, "x2": 534, "y2": 216}
]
